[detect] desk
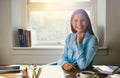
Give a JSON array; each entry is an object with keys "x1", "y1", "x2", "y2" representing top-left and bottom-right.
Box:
[
  {"x1": 0, "y1": 73, "x2": 22, "y2": 78},
  {"x1": 65, "y1": 68, "x2": 107, "y2": 78},
  {"x1": 0, "y1": 65, "x2": 107, "y2": 78}
]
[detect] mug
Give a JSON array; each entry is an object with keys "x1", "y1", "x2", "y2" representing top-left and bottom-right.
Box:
[{"x1": 76, "y1": 71, "x2": 98, "y2": 78}]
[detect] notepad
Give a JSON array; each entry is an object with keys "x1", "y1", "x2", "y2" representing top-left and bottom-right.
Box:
[
  {"x1": 93, "y1": 65, "x2": 120, "y2": 74},
  {"x1": 0, "y1": 65, "x2": 20, "y2": 73},
  {"x1": 39, "y1": 65, "x2": 65, "y2": 78}
]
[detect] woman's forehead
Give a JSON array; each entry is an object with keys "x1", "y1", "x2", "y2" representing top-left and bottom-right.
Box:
[{"x1": 73, "y1": 13, "x2": 87, "y2": 19}]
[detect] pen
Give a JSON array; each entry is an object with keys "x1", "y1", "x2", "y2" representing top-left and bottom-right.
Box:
[
  {"x1": 26, "y1": 67, "x2": 29, "y2": 77},
  {"x1": 22, "y1": 68, "x2": 30, "y2": 78},
  {"x1": 36, "y1": 67, "x2": 42, "y2": 78},
  {"x1": 34, "y1": 68, "x2": 37, "y2": 78}
]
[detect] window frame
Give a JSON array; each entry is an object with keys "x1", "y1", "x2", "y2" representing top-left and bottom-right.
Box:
[{"x1": 27, "y1": 0, "x2": 98, "y2": 46}]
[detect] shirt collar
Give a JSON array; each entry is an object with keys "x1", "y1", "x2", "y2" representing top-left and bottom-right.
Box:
[{"x1": 74, "y1": 31, "x2": 91, "y2": 45}]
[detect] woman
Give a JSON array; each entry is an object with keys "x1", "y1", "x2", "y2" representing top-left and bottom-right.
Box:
[{"x1": 57, "y1": 9, "x2": 98, "y2": 71}]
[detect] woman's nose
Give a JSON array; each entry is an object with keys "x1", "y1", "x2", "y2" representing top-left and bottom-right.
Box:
[{"x1": 77, "y1": 21, "x2": 82, "y2": 26}]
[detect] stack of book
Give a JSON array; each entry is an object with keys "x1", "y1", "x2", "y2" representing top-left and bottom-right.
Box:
[
  {"x1": 18, "y1": 29, "x2": 32, "y2": 47},
  {"x1": 93, "y1": 65, "x2": 120, "y2": 74}
]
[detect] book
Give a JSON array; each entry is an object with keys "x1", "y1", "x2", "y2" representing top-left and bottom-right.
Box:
[
  {"x1": 27, "y1": 30, "x2": 32, "y2": 47},
  {"x1": 18, "y1": 29, "x2": 24, "y2": 47},
  {"x1": 93, "y1": 65, "x2": 120, "y2": 74},
  {"x1": 18, "y1": 29, "x2": 32, "y2": 47},
  {"x1": 0, "y1": 65, "x2": 20, "y2": 73},
  {"x1": 23, "y1": 29, "x2": 28, "y2": 47}
]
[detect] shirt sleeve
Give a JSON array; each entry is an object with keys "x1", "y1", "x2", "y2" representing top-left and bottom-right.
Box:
[{"x1": 76, "y1": 36, "x2": 98, "y2": 69}]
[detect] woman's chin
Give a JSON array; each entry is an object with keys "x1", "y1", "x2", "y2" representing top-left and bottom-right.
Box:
[{"x1": 77, "y1": 30, "x2": 84, "y2": 33}]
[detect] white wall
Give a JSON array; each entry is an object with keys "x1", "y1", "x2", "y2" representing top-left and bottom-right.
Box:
[
  {"x1": 0, "y1": 0, "x2": 120, "y2": 65},
  {"x1": 94, "y1": 0, "x2": 120, "y2": 65},
  {"x1": 0, "y1": 0, "x2": 13, "y2": 63}
]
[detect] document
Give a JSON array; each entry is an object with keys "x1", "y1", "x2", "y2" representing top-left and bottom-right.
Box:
[
  {"x1": 39, "y1": 65, "x2": 65, "y2": 78},
  {"x1": 93, "y1": 65, "x2": 120, "y2": 74}
]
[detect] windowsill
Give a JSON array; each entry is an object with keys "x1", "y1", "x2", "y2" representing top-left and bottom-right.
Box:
[
  {"x1": 12, "y1": 45, "x2": 108, "y2": 50},
  {"x1": 12, "y1": 45, "x2": 64, "y2": 50},
  {"x1": 12, "y1": 45, "x2": 108, "y2": 56}
]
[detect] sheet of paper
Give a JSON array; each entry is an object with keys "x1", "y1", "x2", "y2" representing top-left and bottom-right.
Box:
[{"x1": 39, "y1": 65, "x2": 65, "y2": 78}]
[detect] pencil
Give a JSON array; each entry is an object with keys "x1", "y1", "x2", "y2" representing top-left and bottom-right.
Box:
[
  {"x1": 36, "y1": 67, "x2": 42, "y2": 78},
  {"x1": 22, "y1": 69, "x2": 29, "y2": 78},
  {"x1": 34, "y1": 69, "x2": 37, "y2": 78},
  {"x1": 26, "y1": 67, "x2": 29, "y2": 77}
]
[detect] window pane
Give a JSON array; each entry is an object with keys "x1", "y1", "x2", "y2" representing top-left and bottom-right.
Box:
[
  {"x1": 30, "y1": 0, "x2": 90, "y2": 2},
  {"x1": 30, "y1": 11, "x2": 72, "y2": 44},
  {"x1": 30, "y1": 10, "x2": 90, "y2": 45}
]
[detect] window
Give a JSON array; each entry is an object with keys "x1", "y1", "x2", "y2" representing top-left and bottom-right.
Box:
[{"x1": 27, "y1": 0, "x2": 98, "y2": 46}]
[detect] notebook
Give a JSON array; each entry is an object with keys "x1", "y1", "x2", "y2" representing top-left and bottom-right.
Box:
[
  {"x1": 39, "y1": 65, "x2": 65, "y2": 78},
  {"x1": 93, "y1": 65, "x2": 120, "y2": 74},
  {"x1": 0, "y1": 65, "x2": 20, "y2": 73}
]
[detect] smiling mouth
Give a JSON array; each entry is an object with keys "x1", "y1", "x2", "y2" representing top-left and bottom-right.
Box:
[{"x1": 77, "y1": 26, "x2": 83, "y2": 30}]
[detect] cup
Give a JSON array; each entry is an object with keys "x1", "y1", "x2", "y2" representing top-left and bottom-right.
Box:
[{"x1": 76, "y1": 71, "x2": 97, "y2": 78}]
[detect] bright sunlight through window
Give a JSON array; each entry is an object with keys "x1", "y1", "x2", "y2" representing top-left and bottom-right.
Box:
[{"x1": 28, "y1": 0, "x2": 96, "y2": 46}]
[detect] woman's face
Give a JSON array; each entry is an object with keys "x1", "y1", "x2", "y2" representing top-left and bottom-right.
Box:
[{"x1": 71, "y1": 13, "x2": 88, "y2": 33}]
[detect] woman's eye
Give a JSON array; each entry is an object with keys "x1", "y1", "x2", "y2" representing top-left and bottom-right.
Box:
[
  {"x1": 73, "y1": 19, "x2": 78, "y2": 22},
  {"x1": 80, "y1": 19, "x2": 85, "y2": 22}
]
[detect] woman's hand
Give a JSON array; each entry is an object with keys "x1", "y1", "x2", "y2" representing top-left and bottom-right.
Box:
[
  {"x1": 62, "y1": 63, "x2": 76, "y2": 71},
  {"x1": 77, "y1": 32, "x2": 85, "y2": 44}
]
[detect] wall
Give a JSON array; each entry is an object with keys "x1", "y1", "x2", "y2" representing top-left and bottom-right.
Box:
[
  {"x1": 0, "y1": 0, "x2": 120, "y2": 65},
  {"x1": 94, "y1": 0, "x2": 120, "y2": 65},
  {"x1": 0, "y1": 0, "x2": 13, "y2": 64}
]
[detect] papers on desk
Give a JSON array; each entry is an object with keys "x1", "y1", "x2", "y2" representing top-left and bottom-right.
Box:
[
  {"x1": 93, "y1": 65, "x2": 120, "y2": 74},
  {"x1": 39, "y1": 65, "x2": 65, "y2": 78},
  {"x1": 0, "y1": 65, "x2": 20, "y2": 73}
]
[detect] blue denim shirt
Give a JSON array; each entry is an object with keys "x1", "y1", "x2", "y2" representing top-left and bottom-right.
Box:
[{"x1": 57, "y1": 32, "x2": 98, "y2": 69}]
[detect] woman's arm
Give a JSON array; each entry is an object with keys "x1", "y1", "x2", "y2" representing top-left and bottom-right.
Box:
[
  {"x1": 58, "y1": 34, "x2": 71, "y2": 66},
  {"x1": 76, "y1": 36, "x2": 98, "y2": 69}
]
